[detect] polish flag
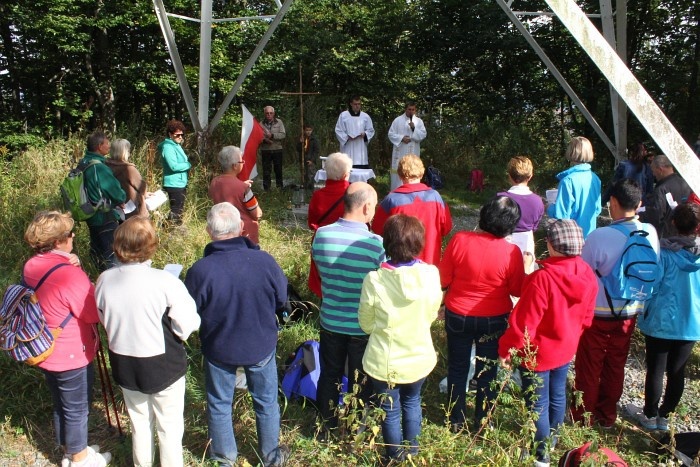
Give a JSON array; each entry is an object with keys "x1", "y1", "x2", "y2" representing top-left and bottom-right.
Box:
[{"x1": 238, "y1": 104, "x2": 265, "y2": 181}]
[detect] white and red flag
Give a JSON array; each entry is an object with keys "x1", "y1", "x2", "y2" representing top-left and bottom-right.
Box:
[{"x1": 238, "y1": 104, "x2": 265, "y2": 181}]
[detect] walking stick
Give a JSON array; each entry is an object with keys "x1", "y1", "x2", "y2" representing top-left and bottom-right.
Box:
[{"x1": 96, "y1": 330, "x2": 124, "y2": 436}]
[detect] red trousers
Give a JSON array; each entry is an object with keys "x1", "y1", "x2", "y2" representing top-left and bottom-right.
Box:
[{"x1": 571, "y1": 317, "x2": 636, "y2": 426}]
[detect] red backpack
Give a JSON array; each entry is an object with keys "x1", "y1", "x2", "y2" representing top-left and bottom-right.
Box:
[{"x1": 558, "y1": 442, "x2": 627, "y2": 466}]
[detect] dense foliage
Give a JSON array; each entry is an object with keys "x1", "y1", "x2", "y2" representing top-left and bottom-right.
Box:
[{"x1": 1, "y1": 0, "x2": 698, "y2": 162}]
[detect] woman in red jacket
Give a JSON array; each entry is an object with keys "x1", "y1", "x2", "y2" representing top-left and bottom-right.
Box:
[
  {"x1": 440, "y1": 196, "x2": 527, "y2": 431},
  {"x1": 23, "y1": 211, "x2": 111, "y2": 466},
  {"x1": 306, "y1": 152, "x2": 352, "y2": 296}
]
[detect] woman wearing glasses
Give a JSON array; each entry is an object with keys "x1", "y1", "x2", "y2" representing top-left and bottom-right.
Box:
[
  {"x1": 158, "y1": 120, "x2": 191, "y2": 225},
  {"x1": 23, "y1": 211, "x2": 111, "y2": 466},
  {"x1": 209, "y1": 146, "x2": 263, "y2": 244}
]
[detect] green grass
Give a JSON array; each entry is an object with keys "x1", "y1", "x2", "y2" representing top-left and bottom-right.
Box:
[{"x1": 0, "y1": 137, "x2": 695, "y2": 466}]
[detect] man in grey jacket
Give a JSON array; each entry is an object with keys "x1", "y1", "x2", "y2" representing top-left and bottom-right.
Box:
[{"x1": 260, "y1": 106, "x2": 286, "y2": 190}]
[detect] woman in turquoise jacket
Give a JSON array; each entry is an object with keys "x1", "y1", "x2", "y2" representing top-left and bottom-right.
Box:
[
  {"x1": 546, "y1": 136, "x2": 602, "y2": 238},
  {"x1": 158, "y1": 119, "x2": 191, "y2": 224},
  {"x1": 359, "y1": 214, "x2": 442, "y2": 463},
  {"x1": 636, "y1": 203, "x2": 700, "y2": 430}
]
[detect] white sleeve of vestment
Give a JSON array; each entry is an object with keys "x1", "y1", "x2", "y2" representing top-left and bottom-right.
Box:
[
  {"x1": 335, "y1": 113, "x2": 348, "y2": 145},
  {"x1": 387, "y1": 117, "x2": 404, "y2": 147},
  {"x1": 364, "y1": 113, "x2": 375, "y2": 142},
  {"x1": 166, "y1": 278, "x2": 201, "y2": 341},
  {"x1": 412, "y1": 117, "x2": 427, "y2": 143}
]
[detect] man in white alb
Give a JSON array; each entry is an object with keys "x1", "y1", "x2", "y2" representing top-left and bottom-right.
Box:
[
  {"x1": 387, "y1": 101, "x2": 427, "y2": 190},
  {"x1": 335, "y1": 96, "x2": 375, "y2": 168}
]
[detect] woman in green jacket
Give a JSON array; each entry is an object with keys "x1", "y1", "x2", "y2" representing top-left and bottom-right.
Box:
[{"x1": 158, "y1": 120, "x2": 191, "y2": 224}]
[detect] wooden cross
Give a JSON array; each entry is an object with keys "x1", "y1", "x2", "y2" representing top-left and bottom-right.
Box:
[{"x1": 281, "y1": 63, "x2": 320, "y2": 192}]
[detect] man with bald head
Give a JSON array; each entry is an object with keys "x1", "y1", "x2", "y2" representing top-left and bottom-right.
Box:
[
  {"x1": 311, "y1": 182, "x2": 385, "y2": 434},
  {"x1": 260, "y1": 106, "x2": 286, "y2": 190}
]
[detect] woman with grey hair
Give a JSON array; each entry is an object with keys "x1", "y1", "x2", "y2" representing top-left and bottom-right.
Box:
[
  {"x1": 546, "y1": 136, "x2": 602, "y2": 238},
  {"x1": 306, "y1": 152, "x2": 353, "y2": 296},
  {"x1": 106, "y1": 138, "x2": 148, "y2": 219},
  {"x1": 209, "y1": 145, "x2": 263, "y2": 244}
]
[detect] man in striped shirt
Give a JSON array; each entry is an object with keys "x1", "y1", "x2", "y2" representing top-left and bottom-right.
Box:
[{"x1": 312, "y1": 182, "x2": 385, "y2": 433}]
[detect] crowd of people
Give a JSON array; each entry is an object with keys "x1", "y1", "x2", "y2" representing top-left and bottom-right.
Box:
[{"x1": 16, "y1": 120, "x2": 700, "y2": 467}]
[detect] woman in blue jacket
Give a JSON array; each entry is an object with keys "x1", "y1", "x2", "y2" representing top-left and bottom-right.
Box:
[
  {"x1": 546, "y1": 136, "x2": 602, "y2": 238},
  {"x1": 158, "y1": 119, "x2": 191, "y2": 224},
  {"x1": 635, "y1": 202, "x2": 700, "y2": 431}
]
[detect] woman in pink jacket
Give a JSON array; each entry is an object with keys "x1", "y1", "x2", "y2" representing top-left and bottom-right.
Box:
[{"x1": 23, "y1": 211, "x2": 111, "y2": 466}]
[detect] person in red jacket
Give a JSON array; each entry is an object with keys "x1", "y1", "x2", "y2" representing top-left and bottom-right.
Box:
[
  {"x1": 306, "y1": 152, "x2": 352, "y2": 297},
  {"x1": 372, "y1": 155, "x2": 452, "y2": 266},
  {"x1": 23, "y1": 211, "x2": 111, "y2": 467},
  {"x1": 498, "y1": 219, "x2": 597, "y2": 466}
]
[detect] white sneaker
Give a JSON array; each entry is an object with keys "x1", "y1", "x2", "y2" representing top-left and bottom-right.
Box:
[
  {"x1": 63, "y1": 445, "x2": 102, "y2": 466},
  {"x1": 69, "y1": 446, "x2": 111, "y2": 466}
]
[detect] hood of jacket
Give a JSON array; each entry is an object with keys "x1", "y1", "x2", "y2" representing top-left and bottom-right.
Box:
[
  {"x1": 537, "y1": 256, "x2": 594, "y2": 307},
  {"x1": 556, "y1": 163, "x2": 591, "y2": 181},
  {"x1": 374, "y1": 262, "x2": 437, "y2": 302},
  {"x1": 203, "y1": 236, "x2": 260, "y2": 257},
  {"x1": 660, "y1": 236, "x2": 700, "y2": 272}
]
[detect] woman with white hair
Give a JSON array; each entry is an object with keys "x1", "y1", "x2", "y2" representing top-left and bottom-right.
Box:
[
  {"x1": 107, "y1": 138, "x2": 148, "y2": 219},
  {"x1": 306, "y1": 152, "x2": 353, "y2": 296},
  {"x1": 209, "y1": 145, "x2": 263, "y2": 244}
]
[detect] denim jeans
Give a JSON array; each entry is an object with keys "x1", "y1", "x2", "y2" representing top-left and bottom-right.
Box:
[
  {"x1": 204, "y1": 351, "x2": 284, "y2": 466},
  {"x1": 43, "y1": 363, "x2": 94, "y2": 454},
  {"x1": 521, "y1": 362, "x2": 570, "y2": 462},
  {"x1": 88, "y1": 219, "x2": 118, "y2": 272},
  {"x1": 373, "y1": 377, "x2": 426, "y2": 459},
  {"x1": 316, "y1": 329, "x2": 371, "y2": 428},
  {"x1": 445, "y1": 310, "x2": 508, "y2": 428}
]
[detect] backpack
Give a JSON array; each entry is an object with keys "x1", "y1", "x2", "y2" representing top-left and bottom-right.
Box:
[
  {"x1": 657, "y1": 432, "x2": 700, "y2": 466},
  {"x1": 423, "y1": 165, "x2": 445, "y2": 190},
  {"x1": 0, "y1": 264, "x2": 72, "y2": 366},
  {"x1": 60, "y1": 160, "x2": 110, "y2": 221},
  {"x1": 558, "y1": 442, "x2": 628, "y2": 466},
  {"x1": 596, "y1": 223, "x2": 660, "y2": 317},
  {"x1": 281, "y1": 339, "x2": 347, "y2": 403}
]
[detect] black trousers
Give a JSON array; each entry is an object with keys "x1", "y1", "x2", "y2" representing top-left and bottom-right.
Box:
[
  {"x1": 164, "y1": 187, "x2": 186, "y2": 224},
  {"x1": 262, "y1": 150, "x2": 284, "y2": 189},
  {"x1": 643, "y1": 334, "x2": 696, "y2": 418}
]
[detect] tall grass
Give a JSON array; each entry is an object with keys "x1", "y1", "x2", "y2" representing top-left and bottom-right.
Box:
[{"x1": 0, "y1": 137, "x2": 685, "y2": 466}]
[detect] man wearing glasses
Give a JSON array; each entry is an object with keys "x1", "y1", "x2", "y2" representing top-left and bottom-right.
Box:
[
  {"x1": 158, "y1": 119, "x2": 192, "y2": 224},
  {"x1": 260, "y1": 106, "x2": 286, "y2": 191}
]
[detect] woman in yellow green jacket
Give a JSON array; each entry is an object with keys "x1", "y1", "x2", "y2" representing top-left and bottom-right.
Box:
[{"x1": 359, "y1": 214, "x2": 442, "y2": 463}]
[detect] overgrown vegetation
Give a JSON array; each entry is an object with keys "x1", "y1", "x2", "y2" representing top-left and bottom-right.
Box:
[{"x1": 0, "y1": 137, "x2": 696, "y2": 466}]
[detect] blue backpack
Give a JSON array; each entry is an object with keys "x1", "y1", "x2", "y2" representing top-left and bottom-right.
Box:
[
  {"x1": 596, "y1": 223, "x2": 660, "y2": 317},
  {"x1": 281, "y1": 339, "x2": 347, "y2": 402}
]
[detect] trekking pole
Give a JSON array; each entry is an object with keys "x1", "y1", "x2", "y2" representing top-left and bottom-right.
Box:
[{"x1": 96, "y1": 331, "x2": 124, "y2": 436}]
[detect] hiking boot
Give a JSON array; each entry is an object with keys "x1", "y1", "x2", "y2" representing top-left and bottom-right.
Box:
[
  {"x1": 69, "y1": 446, "x2": 111, "y2": 466},
  {"x1": 626, "y1": 403, "x2": 657, "y2": 430},
  {"x1": 656, "y1": 415, "x2": 669, "y2": 431}
]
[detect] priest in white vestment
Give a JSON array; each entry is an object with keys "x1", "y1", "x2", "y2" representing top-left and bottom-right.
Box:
[
  {"x1": 335, "y1": 96, "x2": 375, "y2": 168},
  {"x1": 387, "y1": 102, "x2": 427, "y2": 190}
]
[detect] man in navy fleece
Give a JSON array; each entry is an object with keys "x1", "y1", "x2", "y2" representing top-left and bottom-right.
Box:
[{"x1": 185, "y1": 202, "x2": 289, "y2": 467}]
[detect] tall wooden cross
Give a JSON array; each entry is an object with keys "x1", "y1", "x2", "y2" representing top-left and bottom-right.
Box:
[{"x1": 281, "y1": 63, "x2": 320, "y2": 192}]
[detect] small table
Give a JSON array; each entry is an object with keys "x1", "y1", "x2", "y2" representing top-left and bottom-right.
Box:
[{"x1": 314, "y1": 168, "x2": 376, "y2": 183}]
